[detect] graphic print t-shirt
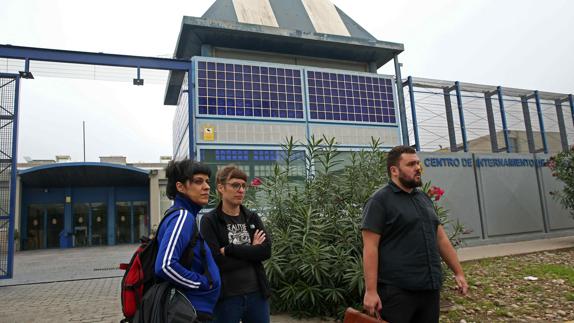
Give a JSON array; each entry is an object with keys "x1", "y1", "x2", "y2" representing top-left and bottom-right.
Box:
[{"x1": 222, "y1": 210, "x2": 259, "y2": 297}]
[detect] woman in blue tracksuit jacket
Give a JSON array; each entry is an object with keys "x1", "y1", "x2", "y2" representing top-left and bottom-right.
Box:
[{"x1": 154, "y1": 159, "x2": 221, "y2": 322}]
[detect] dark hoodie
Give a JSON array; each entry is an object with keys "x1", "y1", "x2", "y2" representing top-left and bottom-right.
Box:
[{"x1": 200, "y1": 203, "x2": 272, "y2": 299}]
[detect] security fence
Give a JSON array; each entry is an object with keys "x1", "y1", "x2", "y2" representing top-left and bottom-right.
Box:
[
  {"x1": 0, "y1": 73, "x2": 19, "y2": 279},
  {"x1": 402, "y1": 77, "x2": 573, "y2": 154}
]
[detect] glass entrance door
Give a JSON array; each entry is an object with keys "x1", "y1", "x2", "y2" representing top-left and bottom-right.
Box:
[
  {"x1": 46, "y1": 205, "x2": 64, "y2": 249},
  {"x1": 72, "y1": 202, "x2": 108, "y2": 247},
  {"x1": 115, "y1": 201, "x2": 149, "y2": 244},
  {"x1": 73, "y1": 204, "x2": 89, "y2": 247},
  {"x1": 116, "y1": 202, "x2": 131, "y2": 244},
  {"x1": 133, "y1": 202, "x2": 148, "y2": 241},
  {"x1": 91, "y1": 203, "x2": 107, "y2": 246},
  {"x1": 26, "y1": 204, "x2": 64, "y2": 249},
  {"x1": 26, "y1": 205, "x2": 45, "y2": 250}
]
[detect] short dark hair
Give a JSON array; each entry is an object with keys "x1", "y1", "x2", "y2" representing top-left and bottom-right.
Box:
[
  {"x1": 165, "y1": 159, "x2": 211, "y2": 200},
  {"x1": 387, "y1": 145, "x2": 417, "y2": 177},
  {"x1": 216, "y1": 164, "x2": 248, "y2": 185}
]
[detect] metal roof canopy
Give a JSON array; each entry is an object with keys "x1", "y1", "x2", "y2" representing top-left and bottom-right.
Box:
[
  {"x1": 19, "y1": 162, "x2": 150, "y2": 188},
  {"x1": 164, "y1": 17, "x2": 404, "y2": 105}
]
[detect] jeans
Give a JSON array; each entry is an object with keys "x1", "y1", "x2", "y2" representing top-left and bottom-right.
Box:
[{"x1": 213, "y1": 292, "x2": 270, "y2": 323}]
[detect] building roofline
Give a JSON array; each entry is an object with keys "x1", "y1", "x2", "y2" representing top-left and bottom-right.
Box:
[
  {"x1": 18, "y1": 162, "x2": 149, "y2": 176},
  {"x1": 164, "y1": 16, "x2": 404, "y2": 105}
]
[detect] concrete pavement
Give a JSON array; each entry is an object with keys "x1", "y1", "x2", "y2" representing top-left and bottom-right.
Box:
[
  {"x1": 457, "y1": 235, "x2": 574, "y2": 262},
  {"x1": 1, "y1": 235, "x2": 573, "y2": 322}
]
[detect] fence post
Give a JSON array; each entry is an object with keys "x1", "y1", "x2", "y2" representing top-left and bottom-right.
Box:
[
  {"x1": 455, "y1": 81, "x2": 468, "y2": 152},
  {"x1": 407, "y1": 76, "x2": 420, "y2": 151}
]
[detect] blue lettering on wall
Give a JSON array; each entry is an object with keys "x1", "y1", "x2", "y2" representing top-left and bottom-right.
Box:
[
  {"x1": 423, "y1": 157, "x2": 548, "y2": 168},
  {"x1": 424, "y1": 158, "x2": 466, "y2": 167}
]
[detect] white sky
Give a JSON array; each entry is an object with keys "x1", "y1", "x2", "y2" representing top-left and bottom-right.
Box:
[{"x1": 0, "y1": 0, "x2": 573, "y2": 162}]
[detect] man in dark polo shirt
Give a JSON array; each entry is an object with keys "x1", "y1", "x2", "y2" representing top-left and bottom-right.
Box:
[{"x1": 362, "y1": 145, "x2": 468, "y2": 323}]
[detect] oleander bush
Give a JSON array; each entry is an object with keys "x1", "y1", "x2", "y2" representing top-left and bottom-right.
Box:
[
  {"x1": 254, "y1": 137, "x2": 463, "y2": 318},
  {"x1": 547, "y1": 146, "x2": 574, "y2": 219}
]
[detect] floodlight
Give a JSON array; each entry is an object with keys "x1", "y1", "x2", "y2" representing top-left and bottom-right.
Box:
[
  {"x1": 19, "y1": 71, "x2": 34, "y2": 79},
  {"x1": 133, "y1": 66, "x2": 144, "y2": 85},
  {"x1": 20, "y1": 58, "x2": 34, "y2": 79}
]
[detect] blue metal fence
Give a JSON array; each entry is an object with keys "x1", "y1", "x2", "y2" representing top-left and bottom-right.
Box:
[
  {"x1": 0, "y1": 73, "x2": 19, "y2": 279},
  {"x1": 402, "y1": 78, "x2": 573, "y2": 153}
]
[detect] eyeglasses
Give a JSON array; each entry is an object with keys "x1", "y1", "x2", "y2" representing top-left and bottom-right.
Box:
[{"x1": 227, "y1": 182, "x2": 247, "y2": 191}]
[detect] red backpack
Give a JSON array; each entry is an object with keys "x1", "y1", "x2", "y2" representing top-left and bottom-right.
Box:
[{"x1": 119, "y1": 208, "x2": 197, "y2": 323}]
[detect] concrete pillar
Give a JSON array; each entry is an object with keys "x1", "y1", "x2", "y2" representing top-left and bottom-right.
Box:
[
  {"x1": 63, "y1": 186, "x2": 73, "y2": 248},
  {"x1": 149, "y1": 170, "x2": 161, "y2": 230},
  {"x1": 107, "y1": 187, "x2": 115, "y2": 245}
]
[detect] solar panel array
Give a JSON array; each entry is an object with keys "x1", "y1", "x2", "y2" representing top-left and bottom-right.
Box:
[
  {"x1": 195, "y1": 59, "x2": 397, "y2": 125},
  {"x1": 307, "y1": 70, "x2": 396, "y2": 123},
  {"x1": 196, "y1": 61, "x2": 305, "y2": 119}
]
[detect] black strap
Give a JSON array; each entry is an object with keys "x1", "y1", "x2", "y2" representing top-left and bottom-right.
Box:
[
  {"x1": 189, "y1": 218, "x2": 200, "y2": 249},
  {"x1": 157, "y1": 207, "x2": 186, "y2": 232},
  {"x1": 199, "y1": 237, "x2": 214, "y2": 288},
  {"x1": 179, "y1": 212, "x2": 200, "y2": 268},
  {"x1": 187, "y1": 215, "x2": 213, "y2": 288}
]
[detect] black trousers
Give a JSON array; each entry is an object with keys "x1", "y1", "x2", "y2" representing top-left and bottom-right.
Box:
[
  {"x1": 378, "y1": 285, "x2": 440, "y2": 323},
  {"x1": 197, "y1": 311, "x2": 214, "y2": 323}
]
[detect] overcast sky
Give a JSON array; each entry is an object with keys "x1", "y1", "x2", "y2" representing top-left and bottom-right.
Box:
[{"x1": 1, "y1": 0, "x2": 572, "y2": 162}]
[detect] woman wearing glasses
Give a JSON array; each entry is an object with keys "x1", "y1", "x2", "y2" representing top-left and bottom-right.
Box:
[{"x1": 200, "y1": 165, "x2": 272, "y2": 323}]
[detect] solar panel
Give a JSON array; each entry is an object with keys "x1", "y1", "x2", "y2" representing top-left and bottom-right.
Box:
[
  {"x1": 253, "y1": 150, "x2": 278, "y2": 161},
  {"x1": 307, "y1": 70, "x2": 396, "y2": 123},
  {"x1": 196, "y1": 61, "x2": 305, "y2": 119},
  {"x1": 215, "y1": 149, "x2": 250, "y2": 161},
  {"x1": 200, "y1": 149, "x2": 305, "y2": 162}
]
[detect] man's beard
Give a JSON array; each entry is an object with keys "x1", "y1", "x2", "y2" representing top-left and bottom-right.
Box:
[{"x1": 398, "y1": 172, "x2": 422, "y2": 189}]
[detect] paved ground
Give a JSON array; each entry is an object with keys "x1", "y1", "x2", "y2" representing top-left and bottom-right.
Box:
[
  {"x1": 457, "y1": 235, "x2": 574, "y2": 262},
  {"x1": 1, "y1": 236, "x2": 573, "y2": 322},
  {"x1": 0, "y1": 244, "x2": 329, "y2": 323}
]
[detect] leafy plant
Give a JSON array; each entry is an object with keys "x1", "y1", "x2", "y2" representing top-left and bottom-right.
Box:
[
  {"x1": 255, "y1": 137, "x2": 464, "y2": 318},
  {"x1": 422, "y1": 182, "x2": 465, "y2": 248},
  {"x1": 547, "y1": 147, "x2": 574, "y2": 218}
]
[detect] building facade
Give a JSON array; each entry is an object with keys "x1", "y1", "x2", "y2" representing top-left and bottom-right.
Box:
[
  {"x1": 165, "y1": 0, "x2": 574, "y2": 246},
  {"x1": 167, "y1": 0, "x2": 406, "y2": 179},
  {"x1": 15, "y1": 157, "x2": 172, "y2": 250}
]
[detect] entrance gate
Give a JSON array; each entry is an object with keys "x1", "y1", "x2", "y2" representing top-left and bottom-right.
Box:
[
  {"x1": 0, "y1": 45, "x2": 191, "y2": 279},
  {"x1": 0, "y1": 73, "x2": 19, "y2": 279}
]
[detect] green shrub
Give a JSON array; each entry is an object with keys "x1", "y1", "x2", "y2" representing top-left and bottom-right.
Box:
[
  {"x1": 254, "y1": 137, "x2": 463, "y2": 318},
  {"x1": 547, "y1": 147, "x2": 574, "y2": 218}
]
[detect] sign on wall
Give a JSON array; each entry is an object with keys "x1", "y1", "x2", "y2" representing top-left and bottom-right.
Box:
[{"x1": 420, "y1": 153, "x2": 573, "y2": 243}]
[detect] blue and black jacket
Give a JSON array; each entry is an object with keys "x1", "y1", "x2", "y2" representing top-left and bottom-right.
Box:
[{"x1": 154, "y1": 194, "x2": 221, "y2": 315}]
